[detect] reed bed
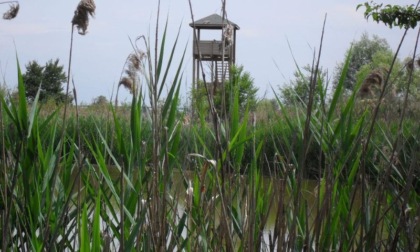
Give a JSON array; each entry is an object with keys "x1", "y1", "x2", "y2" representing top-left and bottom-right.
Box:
[{"x1": 1, "y1": 2, "x2": 420, "y2": 251}]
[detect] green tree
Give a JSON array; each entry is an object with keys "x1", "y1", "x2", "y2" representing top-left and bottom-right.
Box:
[
  {"x1": 23, "y1": 59, "x2": 70, "y2": 103},
  {"x1": 0, "y1": 82, "x2": 8, "y2": 100},
  {"x1": 92, "y1": 95, "x2": 108, "y2": 105},
  {"x1": 356, "y1": 49, "x2": 420, "y2": 98},
  {"x1": 192, "y1": 65, "x2": 258, "y2": 116},
  {"x1": 333, "y1": 33, "x2": 391, "y2": 92},
  {"x1": 255, "y1": 98, "x2": 278, "y2": 123},
  {"x1": 224, "y1": 65, "x2": 258, "y2": 113},
  {"x1": 356, "y1": 2, "x2": 420, "y2": 114},
  {"x1": 280, "y1": 64, "x2": 327, "y2": 106},
  {"x1": 358, "y1": 2, "x2": 420, "y2": 29}
]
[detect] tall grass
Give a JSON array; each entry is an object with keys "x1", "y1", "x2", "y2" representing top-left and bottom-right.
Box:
[{"x1": 1, "y1": 4, "x2": 419, "y2": 252}]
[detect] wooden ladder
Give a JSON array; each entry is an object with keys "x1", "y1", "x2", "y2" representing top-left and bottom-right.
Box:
[{"x1": 215, "y1": 61, "x2": 230, "y2": 83}]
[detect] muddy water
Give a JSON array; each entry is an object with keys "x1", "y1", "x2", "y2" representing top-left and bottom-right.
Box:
[
  {"x1": 170, "y1": 171, "x2": 323, "y2": 229},
  {"x1": 102, "y1": 167, "x2": 361, "y2": 249}
]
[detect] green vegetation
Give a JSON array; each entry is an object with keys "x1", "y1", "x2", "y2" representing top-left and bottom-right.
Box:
[
  {"x1": 358, "y1": 2, "x2": 420, "y2": 29},
  {"x1": 1, "y1": 0, "x2": 419, "y2": 251},
  {"x1": 333, "y1": 33, "x2": 391, "y2": 91},
  {"x1": 192, "y1": 64, "x2": 258, "y2": 117},
  {"x1": 22, "y1": 59, "x2": 71, "y2": 103},
  {"x1": 280, "y1": 64, "x2": 327, "y2": 106}
]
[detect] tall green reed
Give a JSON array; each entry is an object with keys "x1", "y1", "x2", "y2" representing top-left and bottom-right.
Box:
[
  {"x1": 1, "y1": 60, "x2": 81, "y2": 251},
  {"x1": 269, "y1": 17, "x2": 420, "y2": 251}
]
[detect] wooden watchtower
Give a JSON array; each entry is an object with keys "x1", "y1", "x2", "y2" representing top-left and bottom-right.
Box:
[{"x1": 190, "y1": 14, "x2": 240, "y2": 90}]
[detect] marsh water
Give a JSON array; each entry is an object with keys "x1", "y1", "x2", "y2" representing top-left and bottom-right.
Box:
[
  {"x1": 98, "y1": 168, "x2": 361, "y2": 249},
  {"x1": 168, "y1": 171, "x2": 324, "y2": 242}
]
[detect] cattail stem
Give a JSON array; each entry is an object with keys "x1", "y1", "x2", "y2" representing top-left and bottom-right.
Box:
[
  {"x1": 40, "y1": 25, "x2": 75, "y2": 252},
  {"x1": 120, "y1": 162, "x2": 125, "y2": 251},
  {"x1": 63, "y1": 26, "x2": 74, "y2": 136},
  {"x1": 0, "y1": 1, "x2": 19, "y2": 4}
]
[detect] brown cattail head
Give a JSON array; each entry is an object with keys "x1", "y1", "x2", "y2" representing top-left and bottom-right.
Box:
[
  {"x1": 125, "y1": 56, "x2": 139, "y2": 80},
  {"x1": 406, "y1": 58, "x2": 414, "y2": 73},
  {"x1": 119, "y1": 77, "x2": 133, "y2": 93},
  {"x1": 416, "y1": 57, "x2": 420, "y2": 68},
  {"x1": 118, "y1": 50, "x2": 146, "y2": 94},
  {"x1": 3, "y1": 3, "x2": 19, "y2": 20},
  {"x1": 71, "y1": 0, "x2": 96, "y2": 35},
  {"x1": 128, "y1": 52, "x2": 143, "y2": 72},
  {"x1": 359, "y1": 69, "x2": 384, "y2": 99},
  {"x1": 359, "y1": 85, "x2": 371, "y2": 97}
]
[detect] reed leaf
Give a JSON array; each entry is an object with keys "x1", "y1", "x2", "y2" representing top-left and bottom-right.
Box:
[
  {"x1": 157, "y1": 23, "x2": 184, "y2": 99},
  {"x1": 328, "y1": 47, "x2": 352, "y2": 122},
  {"x1": 92, "y1": 191, "x2": 102, "y2": 251},
  {"x1": 79, "y1": 203, "x2": 89, "y2": 252}
]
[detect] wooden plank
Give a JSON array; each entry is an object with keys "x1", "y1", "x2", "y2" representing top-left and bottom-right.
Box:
[{"x1": 193, "y1": 40, "x2": 230, "y2": 57}]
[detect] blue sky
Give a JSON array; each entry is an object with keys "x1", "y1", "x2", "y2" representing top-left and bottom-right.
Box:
[{"x1": 0, "y1": 0, "x2": 418, "y2": 104}]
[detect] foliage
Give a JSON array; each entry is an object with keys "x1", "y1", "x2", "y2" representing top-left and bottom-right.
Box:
[
  {"x1": 402, "y1": 57, "x2": 420, "y2": 99},
  {"x1": 353, "y1": 50, "x2": 420, "y2": 120},
  {"x1": 280, "y1": 64, "x2": 327, "y2": 106},
  {"x1": 22, "y1": 59, "x2": 71, "y2": 103},
  {"x1": 192, "y1": 64, "x2": 258, "y2": 116},
  {"x1": 333, "y1": 33, "x2": 391, "y2": 92},
  {"x1": 254, "y1": 98, "x2": 278, "y2": 123},
  {"x1": 227, "y1": 64, "x2": 258, "y2": 112},
  {"x1": 92, "y1": 95, "x2": 108, "y2": 105},
  {"x1": 0, "y1": 83, "x2": 9, "y2": 102},
  {"x1": 356, "y1": 49, "x2": 420, "y2": 94},
  {"x1": 358, "y1": 2, "x2": 420, "y2": 29}
]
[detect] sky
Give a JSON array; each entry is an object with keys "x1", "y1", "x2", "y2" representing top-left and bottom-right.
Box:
[{"x1": 1, "y1": 0, "x2": 419, "y2": 105}]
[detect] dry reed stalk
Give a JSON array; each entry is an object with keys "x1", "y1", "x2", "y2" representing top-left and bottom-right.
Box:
[
  {"x1": 359, "y1": 28, "x2": 409, "y2": 249},
  {"x1": 118, "y1": 51, "x2": 145, "y2": 94},
  {"x1": 71, "y1": 78, "x2": 83, "y2": 250},
  {"x1": 119, "y1": 77, "x2": 134, "y2": 93},
  {"x1": 287, "y1": 14, "x2": 327, "y2": 251},
  {"x1": 406, "y1": 58, "x2": 415, "y2": 73},
  {"x1": 187, "y1": 0, "x2": 234, "y2": 250},
  {"x1": 113, "y1": 45, "x2": 146, "y2": 251},
  {"x1": 369, "y1": 19, "x2": 420, "y2": 251},
  {"x1": 64, "y1": 0, "x2": 96, "y2": 131},
  {"x1": 0, "y1": 77, "x2": 7, "y2": 252},
  {"x1": 41, "y1": 1, "x2": 95, "y2": 250}
]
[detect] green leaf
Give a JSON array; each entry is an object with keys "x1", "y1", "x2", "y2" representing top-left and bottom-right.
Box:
[
  {"x1": 92, "y1": 192, "x2": 102, "y2": 251},
  {"x1": 80, "y1": 203, "x2": 90, "y2": 252},
  {"x1": 177, "y1": 212, "x2": 188, "y2": 237},
  {"x1": 328, "y1": 46, "x2": 351, "y2": 122},
  {"x1": 230, "y1": 205, "x2": 243, "y2": 239},
  {"x1": 27, "y1": 85, "x2": 41, "y2": 139},
  {"x1": 16, "y1": 57, "x2": 28, "y2": 135},
  {"x1": 156, "y1": 19, "x2": 168, "y2": 85}
]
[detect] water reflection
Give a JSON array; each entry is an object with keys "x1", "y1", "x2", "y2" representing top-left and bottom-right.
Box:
[
  {"x1": 102, "y1": 168, "x2": 361, "y2": 249},
  {"x1": 170, "y1": 170, "x2": 322, "y2": 245}
]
